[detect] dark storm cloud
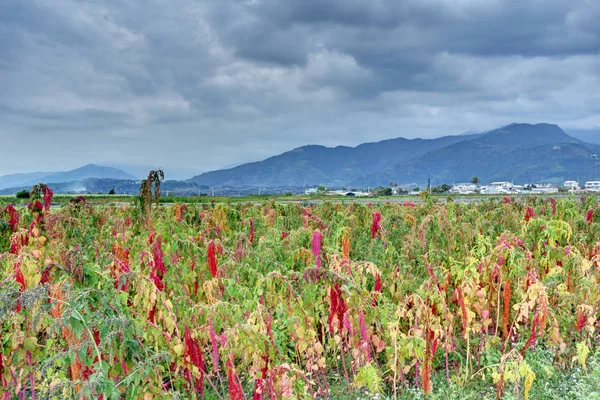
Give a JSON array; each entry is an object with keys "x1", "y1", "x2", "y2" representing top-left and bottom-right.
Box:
[{"x1": 0, "y1": 0, "x2": 598, "y2": 177}]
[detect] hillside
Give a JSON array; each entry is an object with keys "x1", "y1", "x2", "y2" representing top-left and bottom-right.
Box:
[
  {"x1": 190, "y1": 123, "x2": 597, "y2": 188},
  {"x1": 0, "y1": 164, "x2": 138, "y2": 190},
  {"x1": 2, "y1": 124, "x2": 596, "y2": 194},
  {"x1": 354, "y1": 123, "x2": 593, "y2": 186},
  {"x1": 189, "y1": 134, "x2": 480, "y2": 187}
]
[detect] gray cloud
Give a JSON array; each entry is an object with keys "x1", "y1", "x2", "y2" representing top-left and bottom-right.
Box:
[{"x1": 0, "y1": 0, "x2": 598, "y2": 178}]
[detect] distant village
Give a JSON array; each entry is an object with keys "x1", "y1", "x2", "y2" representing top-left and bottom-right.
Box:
[{"x1": 305, "y1": 179, "x2": 600, "y2": 197}]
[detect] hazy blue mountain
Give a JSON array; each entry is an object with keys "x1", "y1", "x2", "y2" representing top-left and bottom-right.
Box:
[
  {"x1": 3, "y1": 123, "x2": 596, "y2": 194},
  {"x1": 0, "y1": 164, "x2": 138, "y2": 190},
  {"x1": 191, "y1": 122, "x2": 598, "y2": 189},
  {"x1": 353, "y1": 123, "x2": 595, "y2": 186},
  {"x1": 42, "y1": 164, "x2": 138, "y2": 183},
  {"x1": 0, "y1": 172, "x2": 51, "y2": 191},
  {"x1": 105, "y1": 163, "x2": 197, "y2": 181},
  {"x1": 189, "y1": 133, "x2": 481, "y2": 187},
  {"x1": 566, "y1": 128, "x2": 600, "y2": 145},
  {"x1": 0, "y1": 178, "x2": 209, "y2": 196}
]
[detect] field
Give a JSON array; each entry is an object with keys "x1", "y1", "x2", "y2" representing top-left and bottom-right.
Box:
[{"x1": 2, "y1": 189, "x2": 600, "y2": 399}]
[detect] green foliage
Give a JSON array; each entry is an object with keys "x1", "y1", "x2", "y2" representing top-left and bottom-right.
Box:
[
  {"x1": 1, "y1": 197, "x2": 600, "y2": 398},
  {"x1": 16, "y1": 190, "x2": 30, "y2": 199},
  {"x1": 355, "y1": 363, "x2": 382, "y2": 394},
  {"x1": 375, "y1": 187, "x2": 393, "y2": 196},
  {"x1": 432, "y1": 183, "x2": 452, "y2": 193}
]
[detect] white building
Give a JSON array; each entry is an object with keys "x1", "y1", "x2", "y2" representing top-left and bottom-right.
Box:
[
  {"x1": 305, "y1": 188, "x2": 318, "y2": 195},
  {"x1": 564, "y1": 180, "x2": 580, "y2": 190},
  {"x1": 490, "y1": 182, "x2": 513, "y2": 189},
  {"x1": 450, "y1": 183, "x2": 478, "y2": 194},
  {"x1": 325, "y1": 190, "x2": 370, "y2": 197},
  {"x1": 585, "y1": 181, "x2": 600, "y2": 192},
  {"x1": 482, "y1": 182, "x2": 517, "y2": 194},
  {"x1": 530, "y1": 183, "x2": 559, "y2": 194}
]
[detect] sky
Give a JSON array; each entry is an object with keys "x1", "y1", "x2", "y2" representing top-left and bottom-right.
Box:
[{"x1": 1, "y1": 0, "x2": 599, "y2": 179}]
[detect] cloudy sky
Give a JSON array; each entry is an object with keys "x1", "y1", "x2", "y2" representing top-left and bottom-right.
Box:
[{"x1": 1, "y1": 0, "x2": 599, "y2": 178}]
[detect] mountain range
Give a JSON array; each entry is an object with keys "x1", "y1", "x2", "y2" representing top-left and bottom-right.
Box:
[
  {"x1": 190, "y1": 123, "x2": 600, "y2": 188},
  {"x1": 0, "y1": 164, "x2": 138, "y2": 191},
  {"x1": 1, "y1": 123, "x2": 599, "y2": 194}
]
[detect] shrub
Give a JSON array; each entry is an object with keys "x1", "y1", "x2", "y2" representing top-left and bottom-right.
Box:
[{"x1": 16, "y1": 190, "x2": 30, "y2": 199}]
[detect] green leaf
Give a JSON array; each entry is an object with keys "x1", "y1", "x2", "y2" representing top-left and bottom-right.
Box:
[{"x1": 69, "y1": 316, "x2": 84, "y2": 338}]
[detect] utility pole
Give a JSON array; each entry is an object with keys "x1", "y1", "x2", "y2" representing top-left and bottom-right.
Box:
[{"x1": 428, "y1": 178, "x2": 431, "y2": 194}]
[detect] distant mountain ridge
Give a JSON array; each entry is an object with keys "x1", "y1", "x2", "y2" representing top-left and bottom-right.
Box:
[
  {"x1": 0, "y1": 164, "x2": 138, "y2": 190},
  {"x1": 189, "y1": 133, "x2": 482, "y2": 187},
  {"x1": 2, "y1": 123, "x2": 598, "y2": 195},
  {"x1": 354, "y1": 123, "x2": 591, "y2": 186},
  {"x1": 190, "y1": 123, "x2": 598, "y2": 188}
]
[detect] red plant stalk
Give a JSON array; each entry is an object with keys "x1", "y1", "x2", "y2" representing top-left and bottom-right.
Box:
[
  {"x1": 327, "y1": 283, "x2": 348, "y2": 335},
  {"x1": 587, "y1": 209, "x2": 594, "y2": 223},
  {"x1": 207, "y1": 241, "x2": 218, "y2": 278},
  {"x1": 41, "y1": 185, "x2": 53, "y2": 211},
  {"x1": 524, "y1": 206, "x2": 536, "y2": 222},
  {"x1": 359, "y1": 311, "x2": 371, "y2": 362},
  {"x1": 419, "y1": 216, "x2": 432, "y2": 250},
  {"x1": 337, "y1": 293, "x2": 347, "y2": 333},
  {"x1": 152, "y1": 237, "x2": 167, "y2": 277},
  {"x1": 421, "y1": 328, "x2": 434, "y2": 395},
  {"x1": 148, "y1": 305, "x2": 156, "y2": 324},
  {"x1": 4, "y1": 205, "x2": 19, "y2": 231},
  {"x1": 502, "y1": 280, "x2": 511, "y2": 338},
  {"x1": 253, "y1": 350, "x2": 269, "y2": 400},
  {"x1": 147, "y1": 237, "x2": 167, "y2": 291},
  {"x1": 10, "y1": 232, "x2": 28, "y2": 255},
  {"x1": 549, "y1": 198, "x2": 557, "y2": 216},
  {"x1": 371, "y1": 212, "x2": 382, "y2": 239},
  {"x1": 521, "y1": 312, "x2": 539, "y2": 356},
  {"x1": 576, "y1": 308, "x2": 586, "y2": 333},
  {"x1": 372, "y1": 274, "x2": 381, "y2": 307},
  {"x1": 26, "y1": 350, "x2": 35, "y2": 400},
  {"x1": 455, "y1": 287, "x2": 468, "y2": 338},
  {"x1": 209, "y1": 312, "x2": 220, "y2": 373},
  {"x1": 14, "y1": 262, "x2": 25, "y2": 292},
  {"x1": 184, "y1": 327, "x2": 205, "y2": 396},
  {"x1": 328, "y1": 285, "x2": 339, "y2": 333},
  {"x1": 249, "y1": 219, "x2": 255, "y2": 244},
  {"x1": 113, "y1": 244, "x2": 130, "y2": 291},
  {"x1": 226, "y1": 356, "x2": 245, "y2": 400},
  {"x1": 343, "y1": 313, "x2": 354, "y2": 337},
  {"x1": 341, "y1": 232, "x2": 351, "y2": 260},
  {"x1": 312, "y1": 230, "x2": 322, "y2": 268},
  {"x1": 14, "y1": 261, "x2": 25, "y2": 312},
  {"x1": 28, "y1": 200, "x2": 43, "y2": 214}
]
